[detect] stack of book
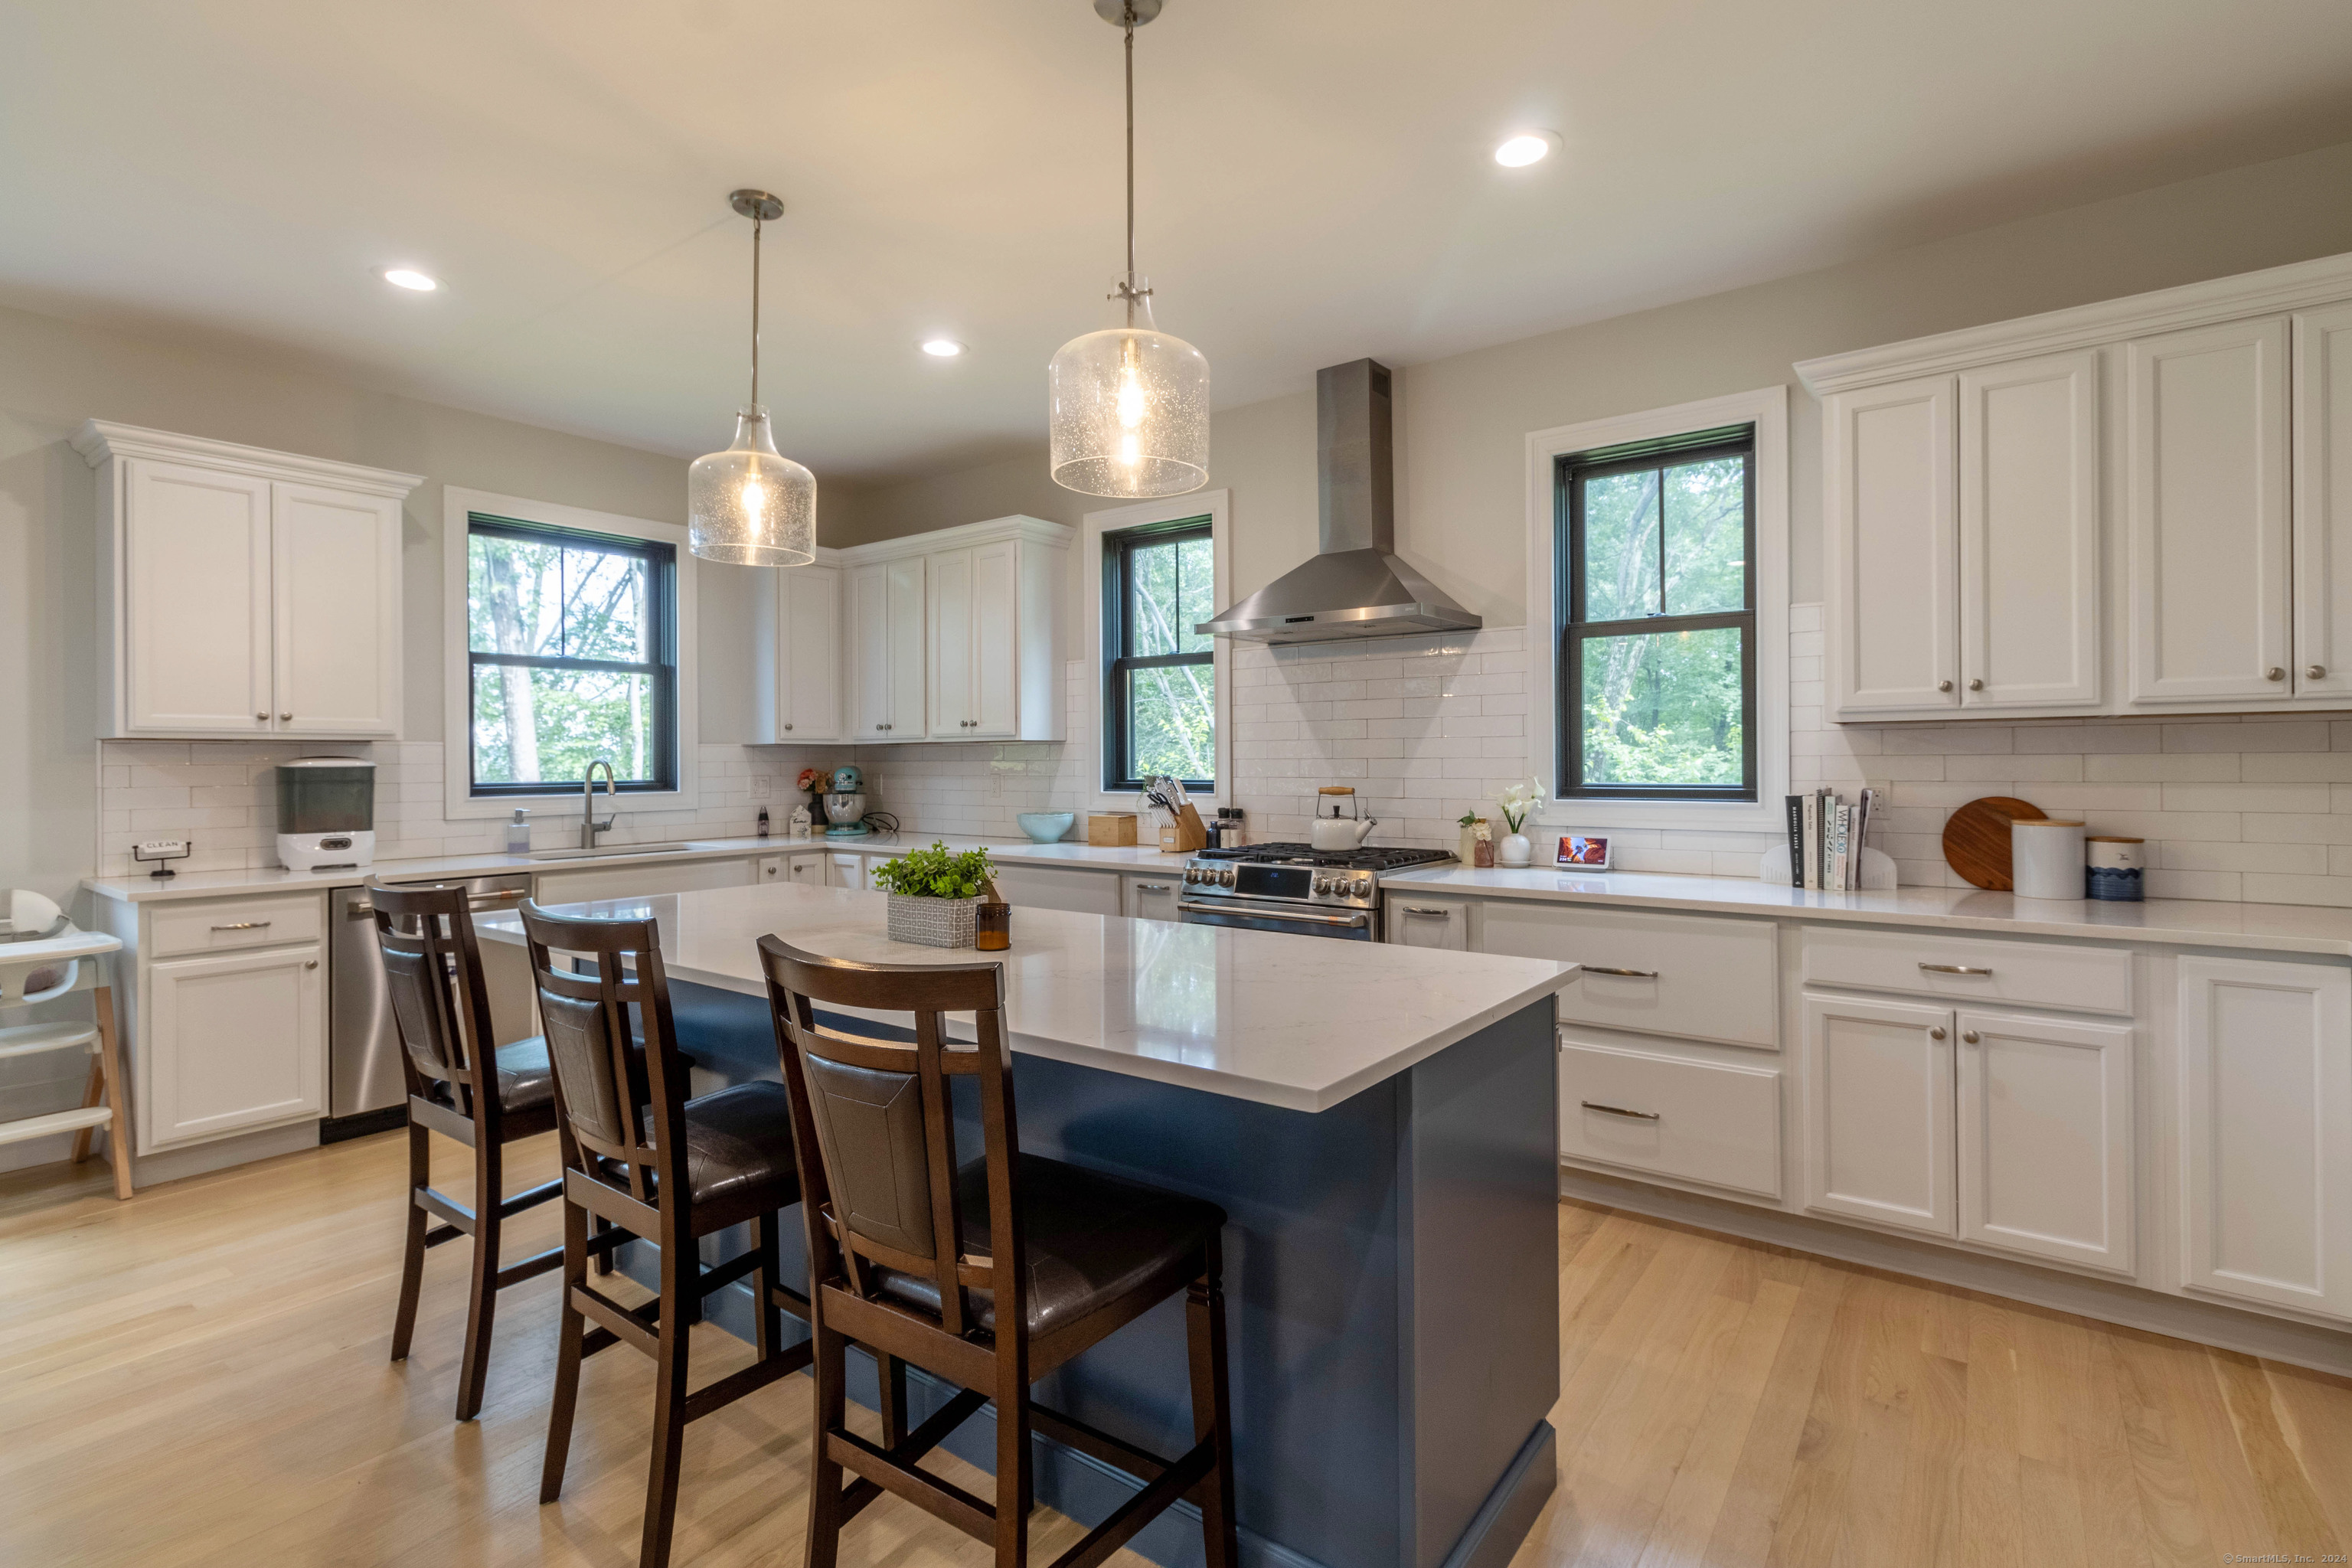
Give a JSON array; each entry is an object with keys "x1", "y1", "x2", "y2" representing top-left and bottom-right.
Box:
[{"x1": 1785, "y1": 788, "x2": 1877, "y2": 892}]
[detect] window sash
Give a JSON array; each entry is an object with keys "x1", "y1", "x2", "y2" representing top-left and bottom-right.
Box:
[
  {"x1": 1557, "y1": 436, "x2": 1757, "y2": 802},
  {"x1": 1103, "y1": 518, "x2": 1214, "y2": 792},
  {"x1": 466, "y1": 515, "x2": 680, "y2": 796}
]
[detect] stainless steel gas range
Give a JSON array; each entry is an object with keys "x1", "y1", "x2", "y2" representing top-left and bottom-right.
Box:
[{"x1": 1177, "y1": 842, "x2": 1459, "y2": 940}]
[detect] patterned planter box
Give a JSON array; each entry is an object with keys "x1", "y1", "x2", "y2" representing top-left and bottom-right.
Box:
[{"x1": 887, "y1": 893, "x2": 983, "y2": 949}]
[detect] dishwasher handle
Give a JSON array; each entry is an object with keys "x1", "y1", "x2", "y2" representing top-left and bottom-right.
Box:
[{"x1": 345, "y1": 887, "x2": 530, "y2": 920}]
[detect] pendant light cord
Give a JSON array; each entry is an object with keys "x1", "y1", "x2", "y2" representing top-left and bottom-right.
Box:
[
  {"x1": 1124, "y1": 3, "x2": 1135, "y2": 325},
  {"x1": 750, "y1": 212, "x2": 763, "y2": 408}
]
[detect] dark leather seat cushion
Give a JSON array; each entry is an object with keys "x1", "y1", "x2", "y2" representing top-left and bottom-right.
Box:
[
  {"x1": 872, "y1": 1154, "x2": 1225, "y2": 1337},
  {"x1": 676, "y1": 1081, "x2": 801, "y2": 1209},
  {"x1": 423, "y1": 1037, "x2": 555, "y2": 1115}
]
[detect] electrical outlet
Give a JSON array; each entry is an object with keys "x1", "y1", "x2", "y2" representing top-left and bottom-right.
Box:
[{"x1": 749, "y1": 774, "x2": 775, "y2": 802}]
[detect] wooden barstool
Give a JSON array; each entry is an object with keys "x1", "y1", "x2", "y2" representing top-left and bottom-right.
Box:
[
  {"x1": 521, "y1": 901, "x2": 811, "y2": 1568},
  {"x1": 756, "y1": 936, "x2": 1238, "y2": 1568},
  {"x1": 371, "y1": 879, "x2": 567, "y2": 1422}
]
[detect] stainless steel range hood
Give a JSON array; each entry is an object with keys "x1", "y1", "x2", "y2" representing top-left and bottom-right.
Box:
[{"x1": 1195, "y1": 358, "x2": 1481, "y2": 645}]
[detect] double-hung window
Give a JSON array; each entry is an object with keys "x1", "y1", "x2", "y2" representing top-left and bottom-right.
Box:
[
  {"x1": 1557, "y1": 426, "x2": 1756, "y2": 802},
  {"x1": 466, "y1": 514, "x2": 678, "y2": 795},
  {"x1": 1102, "y1": 518, "x2": 1214, "y2": 792}
]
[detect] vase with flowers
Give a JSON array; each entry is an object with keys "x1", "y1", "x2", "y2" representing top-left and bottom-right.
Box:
[
  {"x1": 796, "y1": 767, "x2": 830, "y2": 828},
  {"x1": 1495, "y1": 779, "x2": 1544, "y2": 867}
]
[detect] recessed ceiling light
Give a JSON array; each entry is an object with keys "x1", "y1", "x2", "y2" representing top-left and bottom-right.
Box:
[
  {"x1": 1493, "y1": 132, "x2": 1559, "y2": 168},
  {"x1": 381, "y1": 268, "x2": 439, "y2": 292},
  {"x1": 920, "y1": 338, "x2": 966, "y2": 358}
]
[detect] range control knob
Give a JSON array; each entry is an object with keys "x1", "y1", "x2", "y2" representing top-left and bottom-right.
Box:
[
  {"x1": 1218, "y1": 867, "x2": 1236, "y2": 887},
  {"x1": 1183, "y1": 867, "x2": 1199, "y2": 884},
  {"x1": 1312, "y1": 875, "x2": 1332, "y2": 896},
  {"x1": 1354, "y1": 876, "x2": 1373, "y2": 897}
]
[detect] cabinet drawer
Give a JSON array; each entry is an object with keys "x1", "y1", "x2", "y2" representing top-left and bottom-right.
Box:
[
  {"x1": 1801, "y1": 926, "x2": 2131, "y2": 1016},
  {"x1": 1485, "y1": 902, "x2": 1778, "y2": 1048},
  {"x1": 1558, "y1": 1037, "x2": 1782, "y2": 1199},
  {"x1": 149, "y1": 894, "x2": 323, "y2": 958}
]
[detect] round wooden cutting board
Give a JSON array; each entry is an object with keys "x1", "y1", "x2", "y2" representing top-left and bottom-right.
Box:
[{"x1": 1942, "y1": 796, "x2": 2050, "y2": 890}]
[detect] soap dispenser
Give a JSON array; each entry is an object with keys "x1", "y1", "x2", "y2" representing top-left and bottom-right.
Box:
[{"x1": 505, "y1": 808, "x2": 531, "y2": 855}]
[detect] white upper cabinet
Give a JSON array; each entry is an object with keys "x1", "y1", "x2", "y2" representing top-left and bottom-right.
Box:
[
  {"x1": 1959, "y1": 351, "x2": 2101, "y2": 710},
  {"x1": 1825, "y1": 374, "x2": 1958, "y2": 715},
  {"x1": 272, "y1": 482, "x2": 403, "y2": 735},
  {"x1": 2125, "y1": 316, "x2": 2292, "y2": 705},
  {"x1": 76, "y1": 422, "x2": 420, "y2": 740},
  {"x1": 926, "y1": 546, "x2": 975, "y2": 738},
  {"x1": 848, "y1": 557, "x2": 924, "y2": 742},
  {"x1": 757, "y1": 559, "x2": 843, "y2": 742},
  {"x1": 2294, "y1": 303, "x2": 2352, "y2": 700}
]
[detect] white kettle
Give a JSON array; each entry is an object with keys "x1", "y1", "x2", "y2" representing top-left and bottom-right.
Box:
[{"x1": 1309, "y1": 787, "x2": 1377, "y2": 851}]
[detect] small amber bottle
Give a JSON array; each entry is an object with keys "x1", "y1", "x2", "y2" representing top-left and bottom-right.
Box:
[{"x1": 975, "y1": 901, "x2": 1012, "y2": 951}]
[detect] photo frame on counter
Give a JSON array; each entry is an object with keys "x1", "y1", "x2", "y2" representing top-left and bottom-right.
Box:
[{"x1": 1555, "y1": 833, "x2": 1612, "y2": 871}]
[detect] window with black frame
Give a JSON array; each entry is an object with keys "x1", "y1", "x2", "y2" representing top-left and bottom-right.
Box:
[
  {"x1": 1557, "y1": 426, "x2": 1756, "y2": 802},
  {"x1": 466, "y1": 514, "x2": 678, "y2": 796},
  {"x1": 1102, "y1": 518, "x2": 1214, "y2": 792}
]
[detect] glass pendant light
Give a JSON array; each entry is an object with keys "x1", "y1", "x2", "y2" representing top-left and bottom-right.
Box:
[
  {"x1": 689, "y1": 189, "x2": 817, "y2": 567},
  {"x1": 1049, "y1": 0, "x2": 1209, "y2": 498}
]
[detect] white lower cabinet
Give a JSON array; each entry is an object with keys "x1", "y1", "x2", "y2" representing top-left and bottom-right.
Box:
[
  {"x1": 1955, "y1": 1008, "x2": 2135, "y2": 1274},
  {"x1": 1558, "y1": 1036, "x2": 1782, "y2": 1199},
  {"x1": 990, "y1": 864, "x2": 1123, "y2": 917},
  {"x1": 1801, "y1": 993, "x2": 1956, "y2": 1237},
  {"x1": 1387, "y1": 896, "x2": 1470, "y2": 949},
  {"x1": 824, "y1": 851, "x2": 869, "y2": 890},
  {"x1": 535, "y1": 857, "x2": 755, "y2": 904},
  {"x1": 1123, "y1": 875, "x2": 1182, "y2": 923},
  {"x1": 142, "y1": 944, "x2": 325, "y2": 1151},
  {"x1": 2176, "y1": 956, "x2": 2352, "y2": 1322}
]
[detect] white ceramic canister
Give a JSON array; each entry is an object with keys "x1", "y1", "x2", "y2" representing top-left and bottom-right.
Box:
[
  {"x1": 2011, "y1": 818, "x2": 2087, "y2": 900},
  {"x1": 2085, "y1": 835, "x2": 2146, "y2": 902}
]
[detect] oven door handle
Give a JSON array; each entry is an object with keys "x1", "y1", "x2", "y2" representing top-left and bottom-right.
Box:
[{"x1": 1178, "y1": 900, "x2": 1369, "y2": 929}]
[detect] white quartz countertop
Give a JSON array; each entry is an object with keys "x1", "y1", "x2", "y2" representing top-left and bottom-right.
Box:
[
  {"x1": 79, "y1": 832, "x2": 1199, "y2": 905},
  {"x1": 475, "y1": 882, "x2": 1579, "y2": 1113},
  {"x1": 1383, "y1": 864, "x2": 2352, "y2": 959}
]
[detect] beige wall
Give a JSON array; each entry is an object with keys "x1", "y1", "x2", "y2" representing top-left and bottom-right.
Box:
[
  {"x1": 856, "y1": 138, "x2": 2352, "y2": 626},
  {"x1": 0, "y1": 304, "x2": 842, "y2": 904}
]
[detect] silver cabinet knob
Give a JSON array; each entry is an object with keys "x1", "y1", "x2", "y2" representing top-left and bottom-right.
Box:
[
  {"x1": 2266, "y1": 667, "x2": 2285, "y2": 681},
  {"x1": 1937, "y1": 681, "x2": 1953, "y2": 693},
  {"x1": 783, "y1": 722, "x2": 793, "y2": 731},
  {"x1": 304, "y1": 959, "x2": 318, "y2": 970},
  {"x1": 280, "y1": 711, "x2": 293, "y2": 720},
  {"x1": 1968, "y1": 678, "x2": 1984, "y2": 691},
  {"x1": 256, "y1": 712, "x2": 269, "y2": 721},
  {"x1": 1929, "y1": 1026, "x2": 1947, "y2": 1040},
  {"x1": 2310, "y1": 665, "x2": 2327, "y2": 679},
  {"x1": 1962, "y1": 1030, "x2": 1980, "y2": 1044}
]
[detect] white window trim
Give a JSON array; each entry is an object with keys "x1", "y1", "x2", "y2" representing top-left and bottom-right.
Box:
[
  {"x1": 1080, "y1": 488, "x2": 1231, "y2": 815},
  {"x1": 440, "y1": 485, "x2": 701, "y2": 821},
  {"x1": 1525, "y1": 385, "x2": 1789, "y2": 835}
]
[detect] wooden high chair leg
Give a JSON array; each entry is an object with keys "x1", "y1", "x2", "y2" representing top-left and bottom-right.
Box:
[{"x1": 78, "y1": 986, "x2": 134, "y2": 1200}]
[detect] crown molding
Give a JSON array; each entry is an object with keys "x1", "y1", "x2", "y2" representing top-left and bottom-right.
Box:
[
  {"x1": 835, "y1": 513, "x2": 1074, "y2": 566},
  {"x1": 1794, "y1": 249, "x2": 2352, "y2": 396},
  {"x1": 70, "y1": 419, "x2": 426, "y2": 498}
]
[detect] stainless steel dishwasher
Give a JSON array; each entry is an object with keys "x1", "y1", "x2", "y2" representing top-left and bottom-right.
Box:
[{"x1": 325, "y1": 873, "x2": 533, "y2": 1141}]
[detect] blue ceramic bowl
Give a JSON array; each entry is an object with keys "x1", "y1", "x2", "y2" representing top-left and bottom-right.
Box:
[{"x1": 1015, "y1": 811, "x2": 1077, "y2": 844}]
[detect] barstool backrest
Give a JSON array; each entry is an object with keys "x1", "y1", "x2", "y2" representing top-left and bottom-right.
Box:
[
  {"x1": 756, "y1": 937, "x2": 1024, "y2": 1341},
  {"x1": 368, "y1": 880, "x2": 496, "y2": 1122},
  {"x1": 517, "y1": 901, "x2": 690, "y2": 1210}
]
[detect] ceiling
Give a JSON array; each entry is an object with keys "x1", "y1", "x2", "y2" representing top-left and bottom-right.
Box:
[{"x1": 7, "y1": 1, "x2": 2352, "y2": 482}]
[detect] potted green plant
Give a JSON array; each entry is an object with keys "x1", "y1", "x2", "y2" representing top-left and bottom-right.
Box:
[{"x1": 870, "y1": 841, "x2": 998, "y2": 949}]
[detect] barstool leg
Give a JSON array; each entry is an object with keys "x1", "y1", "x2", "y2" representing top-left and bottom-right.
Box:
[
  {"x1": 993, "y1": 1347, "x2": 1032, "y2": 1568},
  {"x1": 93, "y1": 985, "x2": 134, "y2": 1200},
  {"x1": 875, "y1": 1352, "x2": 909, "y2": 1449},
  {"x1": 641, "y1": 1239, "x2": 694, "y2": 1568},
  {"x1": 454, "y1": 1135, "x2": 503, "y2": 1421},
  {"x1": 1187, "y1": 1246, "x2": 1239, "y2": 1568},
  {"x1": 541, "y1": 1198, "x2": 589, "y2": 1504},
  {"x1": 803, "y1": 1322, "x2": 848, "y2": 1568},
  {"x1": 390, "y1": 1120, "x2": 431, "y2": 1362},
  {"x1": 753, "y1": 1214, "x2": 783, "y2": 1364}
]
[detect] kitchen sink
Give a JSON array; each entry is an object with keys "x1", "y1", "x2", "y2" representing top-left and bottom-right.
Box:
[{"x1": 527, "y1": 841, "x2": 717, "y2": 861}]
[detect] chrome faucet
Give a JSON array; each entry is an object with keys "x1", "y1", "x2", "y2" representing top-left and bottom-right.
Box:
[{"x1": 580, "y1": 760, "x2": 618, "y2": 849}]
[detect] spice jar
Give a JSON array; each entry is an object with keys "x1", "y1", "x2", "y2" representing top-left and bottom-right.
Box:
[{"x1": 975, "y1": 901, "x2": 1012, "y2": 951}]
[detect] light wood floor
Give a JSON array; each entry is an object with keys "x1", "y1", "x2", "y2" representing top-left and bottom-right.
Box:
[{"x1": 4, "y1": 1136, "x2": 2349, "y2": 1568}]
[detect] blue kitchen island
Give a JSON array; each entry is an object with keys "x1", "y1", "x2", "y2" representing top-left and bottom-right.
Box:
[{"x1": 482, "y1": 883, "x2": 1576, "y2": 1568}]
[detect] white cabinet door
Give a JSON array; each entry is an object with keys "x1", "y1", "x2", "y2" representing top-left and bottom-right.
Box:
[
  {"x1": 142, "y1": 944, "x2": 324, "y2": 1150},
  {"x1": 887, "y1": 556, "x2": 926, "y2": 742},
  {"x1": 1958, "y1": 351, "x2": 2101, "y2": 710},
  {"x1": 848, "y1": 563, "x2": 895, "y2": 741},
  {"x1": 927, "y1": 547, "x2": 975, "y2": 737},
  {"x1": 271, "y1": 482, "x2": 401, "y2": 736},
  {"x1": 122, "y1": 459, "x2": 275, "y2": 735},
  {"x1": 773, "y1": 564, "x2": 842, "y2": 740},
  {"x1": 2294, "y1": 304, "x2": 2352, "y2": 701},
  {"x1": 1825, "y1": 374, "x2": 1958, "y2": 716},
  {"x1": 2125, "y1": 317, "x2": 2292, "y2": 704},
  {"x1": 1123, "y1": 875, "x2": 1183, "y2": 922},
  {"x1": 2177, "y1": 956, "x2": 2352, "y2": 1322},
  {"x1": 1955, "y1": 1009, "x2": 2134, "y2": 1275},
  {"x1": 991, "y1": 864, "x2": 1123, "y2": 916},
  {"x1": 1388, "y1": 897, "x2": 1470, "y2": 950},
  {"x1": 789, "y1": 853, "x2": 825, "y2": 885},
  {"x1": 825, "y1": 851, "x2": 867, "y2": 890},
  {"x1": 969, "y1": 540, "x2": 1021, "y2": 739},
  {"x1": 1801, "y1": 993, "x2": 1955, "y2": 1236}
]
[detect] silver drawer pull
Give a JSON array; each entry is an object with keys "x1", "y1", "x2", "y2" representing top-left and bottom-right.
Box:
[
  {"x1": 211, "y1": 920, "x2": 271, "y2": 931},
  {"x1": 1135, "y1": 884, "x2": 1172, "y2": 893},
  {"x1": 1919, "y1": 962, "x2": 1992, "y2": 975},
  {"x1": 1584, "y1": 965, "x2": 1658, "y2": 978},
  {"x1": 1580, "y1": 1100, "x2": 1660, "y2": 1122},
  {"x1": 1403, "y1": 906, "x2": 1453, "y2": 917}
]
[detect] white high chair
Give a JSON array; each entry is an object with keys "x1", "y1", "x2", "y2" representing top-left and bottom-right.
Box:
[{"x1": 1, "y1": 897, "x2": 133, "y2": 1200}]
